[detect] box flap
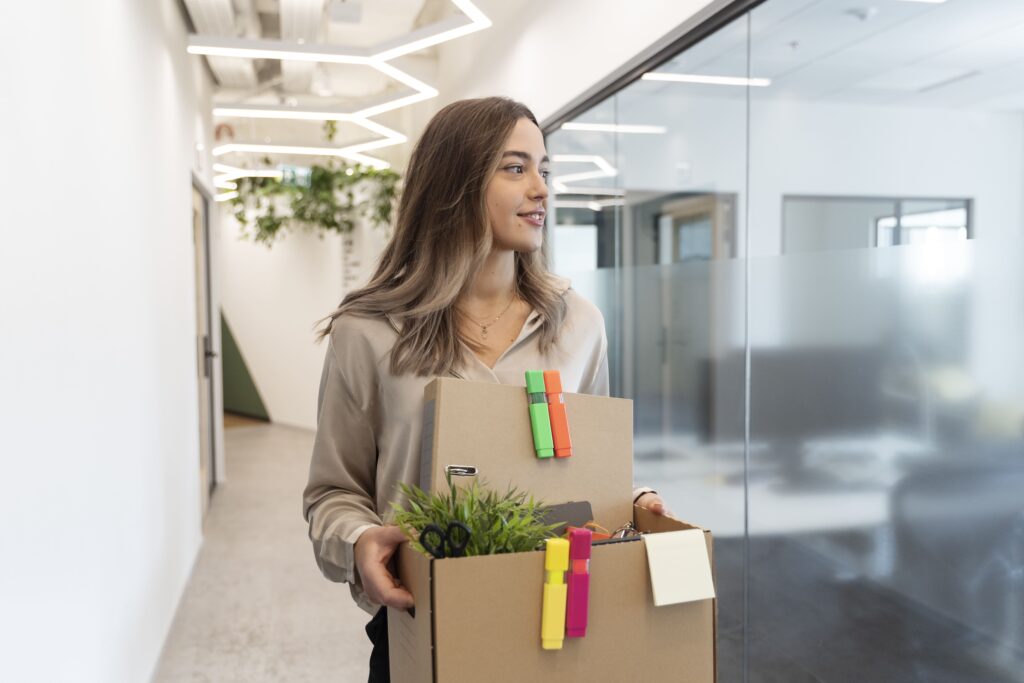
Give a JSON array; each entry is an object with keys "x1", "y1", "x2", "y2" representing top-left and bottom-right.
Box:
[{"x1": 422, "y1": 378, "x2": 634, "y2": 528}]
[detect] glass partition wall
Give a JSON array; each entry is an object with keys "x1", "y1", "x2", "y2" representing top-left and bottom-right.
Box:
[{"x1": 546, "y1": 1, "x2": 1024, "y2": 680}]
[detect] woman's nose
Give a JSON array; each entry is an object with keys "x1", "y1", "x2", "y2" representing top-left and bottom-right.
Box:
[{"x1": 530, "y1": 171, "x2": 549, "y2": 200}]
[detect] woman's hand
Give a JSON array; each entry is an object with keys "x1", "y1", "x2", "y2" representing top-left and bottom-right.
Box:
[
  {"x1": 635, "y1": 492, "x2": 674, "y2": 517},
  {"x1": 354, "y1": 525, "x2": 415, "y2": 610}
]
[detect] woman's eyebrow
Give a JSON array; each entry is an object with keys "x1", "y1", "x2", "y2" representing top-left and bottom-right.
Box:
[{"x1": 501, "y1": 151, "x2": 551, "y2": 165}]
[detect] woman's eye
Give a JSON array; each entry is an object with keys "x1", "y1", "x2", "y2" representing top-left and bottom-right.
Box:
[
  {"x1": 540, "y1": 169, "x2": 550, "y2": 180},
  {"x1": 505, "y1": 164, "x2": 525, "y2": 174}
]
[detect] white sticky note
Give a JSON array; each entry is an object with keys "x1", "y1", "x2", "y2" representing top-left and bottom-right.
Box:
[{"x1": 643, "y1": 529, "x2": 716, "y2": 606}]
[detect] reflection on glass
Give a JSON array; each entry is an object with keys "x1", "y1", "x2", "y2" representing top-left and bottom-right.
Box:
[
  {"x1": 549, "y1": 0, "x2": 1024, "y2": 679},
  {"x1": 747, "y1": 0, "x2": 1024, "y2": 678},
  {"x1": 781, "y1": 195, "x2": 972, "y2": 253},
  {"x1": 549, "y1": 14, "x2": 753, "y2": 681}
]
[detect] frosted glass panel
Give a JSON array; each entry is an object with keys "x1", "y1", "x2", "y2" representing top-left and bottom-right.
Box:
[
  {"x1": 547, "y1": 0, "x2": 1024, "y2": 679},
  {"x1": 743, "y1": 238, "x2": 1024, "y2": 681}
]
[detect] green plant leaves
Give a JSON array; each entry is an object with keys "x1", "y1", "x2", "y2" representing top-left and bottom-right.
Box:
[
  {"x1": 229, "y1": 161, "x2": 399, "y2": 246},
  {"x1": 391, "y1": 477, "x2": 561, "y2": 559}
]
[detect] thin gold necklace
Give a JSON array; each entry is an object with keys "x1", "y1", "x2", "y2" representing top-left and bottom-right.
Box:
[{"x1": 461, "y1": 292, "x2": 517, "y2": 340}]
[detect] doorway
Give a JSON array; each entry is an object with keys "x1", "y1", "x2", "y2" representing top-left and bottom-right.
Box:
[{"x1": 192, "y1": 180, "x2": 217, "y2": 519}]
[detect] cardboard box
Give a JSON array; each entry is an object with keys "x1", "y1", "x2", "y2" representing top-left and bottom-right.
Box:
[{"x1": 388, "y1": 378, "x2": 716, "y2": 682}]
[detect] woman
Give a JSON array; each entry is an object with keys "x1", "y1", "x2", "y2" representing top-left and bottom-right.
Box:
[{"x1": 302, "y1": 97, "x2": 669, "y2": 682}]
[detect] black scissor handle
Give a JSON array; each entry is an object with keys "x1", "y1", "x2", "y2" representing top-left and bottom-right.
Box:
[
  {"x1": 419, "y1": 521, "x2": 471, "y2": 559},
  {"x1": 420, "y1": 524, "x2": 447, "y2": 559},
  {"x1": 444, "y1": 521, "x2": 471, "y2": 558}
]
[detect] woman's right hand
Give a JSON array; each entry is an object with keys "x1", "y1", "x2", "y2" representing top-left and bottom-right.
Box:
[{"x1": 354, "y1": 525, "x2": 415, "y2": 610}]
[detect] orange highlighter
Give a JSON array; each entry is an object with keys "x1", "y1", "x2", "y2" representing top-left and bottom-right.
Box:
[{"x1": 543, "y1": 370, "x2": 573, "y2": 458}]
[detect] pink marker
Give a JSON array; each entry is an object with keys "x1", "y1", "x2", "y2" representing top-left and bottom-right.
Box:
[{"x1": 565, "y1": 527, "x2": 592, "y2": 638}]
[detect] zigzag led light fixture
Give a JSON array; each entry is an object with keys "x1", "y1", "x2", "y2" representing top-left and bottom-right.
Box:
[
  {"x1": 550, "y1": 155, "x2": 624, "y2": 213},
  {"x1": 192, "y1": 0, "x2": 491, "y2": 168},
  {"x1": 211, "y1": 163, "x2": 284, "y2": 201},
  {"x1": 550, "y1": 155, "x2": 619, "y2": 194}
]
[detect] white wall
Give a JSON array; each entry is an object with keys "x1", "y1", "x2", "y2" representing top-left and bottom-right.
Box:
[
  {"x1": 433, "y1": 0, "x2": 718, "y2": 123},
  {"x1": 0, "y1": 1, "x2": 214, "y2": 680},
  {"x1": 218, "y1": 210, "x2": 389, "y2": 430}
]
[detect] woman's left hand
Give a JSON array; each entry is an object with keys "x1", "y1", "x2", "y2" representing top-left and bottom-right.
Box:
[{"x1": 635, "y1": 492, "x2": 674, "y2": 517}]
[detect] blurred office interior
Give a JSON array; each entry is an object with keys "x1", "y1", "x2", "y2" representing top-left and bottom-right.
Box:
[{"x1": 2, "y1": 0, "x2": 1022, "y2": 681}]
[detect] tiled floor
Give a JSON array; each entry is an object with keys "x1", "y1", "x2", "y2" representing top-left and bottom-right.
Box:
[{"x1": 154, "y1": 423, "x2": 372, "y2": 683}]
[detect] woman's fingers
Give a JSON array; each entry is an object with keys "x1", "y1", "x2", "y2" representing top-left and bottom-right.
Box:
[
  {"x1": 362, "y1": 561, "x2": 415, "y2": 609},
  {"x1": 636, "y1": 493, "x2": 674, "y2": 517},
  {"x1": 355, "y1": 525, "x2": 416, "y2": 610}
]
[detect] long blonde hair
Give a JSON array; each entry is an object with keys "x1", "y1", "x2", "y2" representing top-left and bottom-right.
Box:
[{"x1": 315, "y1": 97, "x2": 567, "y2": 376}]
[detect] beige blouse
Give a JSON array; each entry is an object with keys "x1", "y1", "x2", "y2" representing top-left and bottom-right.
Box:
[{"x1": 303, "y1": 282, "x2": 621, "y2": 614}]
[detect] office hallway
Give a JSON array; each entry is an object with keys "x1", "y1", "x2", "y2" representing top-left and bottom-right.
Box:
[{"x1": 154, "y1": 423, "x2": 371, "y2": 682}]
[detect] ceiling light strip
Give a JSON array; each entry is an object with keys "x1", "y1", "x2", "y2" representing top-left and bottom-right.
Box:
[
  {"x1": 187, "y1": 35, "x2": 371, "y2": 64},
  {"x1": 212, "y1": 106, "x2": 352, "y2": 121},
  {"x1": 371, "y1": 0, "x2": 492, "y2": 61},
  {"x1": 212, "y1": 143, "x2": 390, "y2": 169},
  {"x1": 550, "y1": 154, "x2": 619, "y2": 195},
  {"x1": 561, "y1": 122, "x2": 667, "y2": 134},
  {"x1": 551, "y1": 186, "x2": 626, "y2": 197},
  {"x1": 353, "y1": 61, "x2": 439, "y2": 118},
  {"x1": 642, "y1": 72, "x2": 771, "y2": 87},
  {"x1": 555, "y1": 199, "x2": 625, "y2": 212},
  {"x1": 193, "y1": 1, "x2": 489, "y2": 163}
]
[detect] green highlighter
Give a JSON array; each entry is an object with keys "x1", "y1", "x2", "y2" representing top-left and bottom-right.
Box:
[{"x1": 525, "y1": 370, "x2": 555, "y2": 459}]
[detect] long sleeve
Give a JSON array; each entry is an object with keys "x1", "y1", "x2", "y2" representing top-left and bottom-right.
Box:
[{"x1": 302, "y1": 326, "x2": 382, "y2": 591}]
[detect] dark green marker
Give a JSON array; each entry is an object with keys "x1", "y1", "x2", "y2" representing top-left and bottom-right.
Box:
[{"x1": 526, "y1": 370, "x2": 555, "y2": 459}]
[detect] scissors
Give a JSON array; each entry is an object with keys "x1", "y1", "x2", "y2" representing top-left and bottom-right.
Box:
[{"x1": 419, "y1": 521, "x2": 471, "y2": 559}]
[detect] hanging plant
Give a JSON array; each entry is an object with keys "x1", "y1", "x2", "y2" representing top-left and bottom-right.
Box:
[{"x1": 230, "y1": 157, "x2": 399, "y2": 246}]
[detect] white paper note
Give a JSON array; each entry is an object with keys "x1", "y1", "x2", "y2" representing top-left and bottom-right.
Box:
[{"x1": 643, "y1": 529, "x2": 716, "y2": 606}]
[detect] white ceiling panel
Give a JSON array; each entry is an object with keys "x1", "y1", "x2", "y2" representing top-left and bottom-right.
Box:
[
  {"x1": 857, "y1": 66, "x2": 976, "y2": 92},
  {"x1": 322, "y1": 63, "x2": 392, "y2": 98},
  {"x1": 326, "y1": 0, "x2": 425, "y2": 48},
  {"x1": 748, "y1": 0, "x2": 931, "y2": 71},
  {"x1": 910, "y1": 60, "x2": 1024, "y2": 109},
  {"x1": 925, "y1": 20, "x2": 1024, "y2": 71},
  {"x1": 653, "y1": 0, "x2": 1024, "y2": 111},
  {"x1": 836, "y1": 0, "x2": 1024, "y2": 71}
]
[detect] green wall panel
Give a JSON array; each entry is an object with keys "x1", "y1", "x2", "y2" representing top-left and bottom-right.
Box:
[{"x1": 220, "y1": 313, "x2": 269, "y2": 421}]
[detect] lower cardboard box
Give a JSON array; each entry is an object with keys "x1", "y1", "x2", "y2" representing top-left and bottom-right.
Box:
[{"x1": 387, "y1": 504, "x2": 716, "y2": 683}]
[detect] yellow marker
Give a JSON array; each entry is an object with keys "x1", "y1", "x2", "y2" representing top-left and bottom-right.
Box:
[{"x1": 541, "y1": 538, "x2": 569, "y2": 650}]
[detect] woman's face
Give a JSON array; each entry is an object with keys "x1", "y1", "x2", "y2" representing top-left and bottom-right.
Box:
[{"x1": 484, "y1": 117, "x2": 550, "y2": 253}]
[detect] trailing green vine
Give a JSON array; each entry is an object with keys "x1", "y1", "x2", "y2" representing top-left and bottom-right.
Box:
[{"x1": 229, "y1": 157, "x2": 399, "y2": 246}]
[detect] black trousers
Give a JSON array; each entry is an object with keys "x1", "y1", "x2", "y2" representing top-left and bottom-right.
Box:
[{"x1": 366, "y1": 607, "x2": 390, "y2": 683}]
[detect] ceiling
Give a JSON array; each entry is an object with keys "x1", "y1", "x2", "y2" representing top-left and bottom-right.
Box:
[
  {"x1": 184, "y1": 0, "x2": 445, "y2": 99},
  {"x1": 624, "y1": 0, "x2": 1024, "y2": 111},
  {"x1": 182, "y1": 0, "x2": 466, "y2": 170}
]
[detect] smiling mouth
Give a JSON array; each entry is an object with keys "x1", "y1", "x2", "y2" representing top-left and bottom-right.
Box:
[{"x1": 517, "y1": 211, "x2": 546, "y2": 222}]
